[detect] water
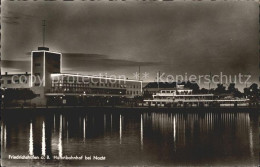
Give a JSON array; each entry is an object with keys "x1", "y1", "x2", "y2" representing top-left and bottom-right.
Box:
[{"x1": 1, "y1": 109, "x2": 259, "y2": 166}]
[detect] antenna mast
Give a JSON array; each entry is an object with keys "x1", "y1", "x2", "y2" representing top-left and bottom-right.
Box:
[
  {"x1": 42, "y1": 20, "x2": 46, "y2": 47},
  {"x1": 138, "y1": 66, "x2": 141, "y2": 81}
]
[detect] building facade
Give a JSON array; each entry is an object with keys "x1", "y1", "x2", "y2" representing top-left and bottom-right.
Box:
[{"x1": 1, "y1": 47, "x2": 142, "y2": 106}]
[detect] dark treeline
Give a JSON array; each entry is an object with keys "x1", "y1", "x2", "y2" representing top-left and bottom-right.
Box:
[
  {"x1": 1, "y1": 88, "x2": 36, "y2": 106},
  {"x1": 189, "y1": 82, "x2": 260, "y2": 101}
]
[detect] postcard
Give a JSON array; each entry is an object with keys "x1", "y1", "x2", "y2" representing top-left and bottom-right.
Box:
[{"x1": 1, "y1": 0, "x2": 259, "y2": 166}]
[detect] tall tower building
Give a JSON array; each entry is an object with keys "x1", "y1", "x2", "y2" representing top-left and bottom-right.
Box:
[
  {"x1": 29, "y1": 20, "x2": 62, "y2": 105},
  {"x1": 31, "y1": 47, "x2": 62, "y2": 105}
]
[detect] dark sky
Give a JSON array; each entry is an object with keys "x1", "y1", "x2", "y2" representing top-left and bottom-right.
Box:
[{"x1": 2, "y1": 1, "x2": 259, "y2": 89}]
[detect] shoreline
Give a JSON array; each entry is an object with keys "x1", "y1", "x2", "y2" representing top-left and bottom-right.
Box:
[{"x1": 1, "y1": 106, "x2": 259, "y2": 113}]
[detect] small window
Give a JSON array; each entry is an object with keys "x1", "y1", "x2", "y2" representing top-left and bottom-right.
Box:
[
  {"x1": 7, "y1": 80, "x2": 12, "y2": 84},
  {"x1": 15, "y1": 80, "x2": 19, "y2": 84},
  {"x1": 35, "y1": 63, "x2": 41, "y2": 67},
  {"x1": 35, "y1": 83, "x2": 40, "y2": 86},
  {"x1": 1, "y1": 80, "x2": 4, "y2": 84}
]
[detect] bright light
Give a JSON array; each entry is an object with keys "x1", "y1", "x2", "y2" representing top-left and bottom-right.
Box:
[
  {"x1": 43, "y1": 51, "x2": 46, "y2": 87},
  {"x1": 50, "y1": 73, "x2": 142, "y2": 83},
  {"x1": 30, "y1": 52, "x2": 33, "y2": 87}
]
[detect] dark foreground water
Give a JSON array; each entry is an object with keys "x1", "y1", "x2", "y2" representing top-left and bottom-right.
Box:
[{"x1": 1, "y1": 109, "x2": 259, "y2": 166}]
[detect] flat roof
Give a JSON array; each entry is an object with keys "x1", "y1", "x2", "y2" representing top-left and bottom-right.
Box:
[
  {"x1": 1, "y1": 73, "x2": 31, "y2": 76},
  {"x1": 51, "y1": 73, "x2": 142, "y2": 82}
]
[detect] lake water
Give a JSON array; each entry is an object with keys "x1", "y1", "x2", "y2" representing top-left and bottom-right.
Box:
[{"x1": 1, "y1": 109, "x2": 259, "y2": 166}]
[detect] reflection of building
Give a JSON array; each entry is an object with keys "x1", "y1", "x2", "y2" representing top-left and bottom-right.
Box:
[{"x1": 1, "y1": 47, "x2": 142, "y2": 106}]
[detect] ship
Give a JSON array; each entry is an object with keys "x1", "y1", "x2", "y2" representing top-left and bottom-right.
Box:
[{"x1": 143, "y1": 85, "x2": 249, "y2": 107}]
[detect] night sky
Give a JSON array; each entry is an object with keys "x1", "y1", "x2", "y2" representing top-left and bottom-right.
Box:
[{"x1": 2, "y1": 1, "x2": 259, "y2": 89}]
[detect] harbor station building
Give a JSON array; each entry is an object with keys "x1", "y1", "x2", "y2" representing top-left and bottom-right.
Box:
[{"x1": 1, "y1": 47, "x2": 142, "y2": 106}]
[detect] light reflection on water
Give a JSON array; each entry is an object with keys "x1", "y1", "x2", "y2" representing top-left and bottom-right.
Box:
[
  {"x1": 141, "y1": 114, "x2": 143, "y2": 150},
  {"x1": 120, "y1": 114, "x2": 122, "y2": 145},
  {"x1": 1, "y1": 110, "x2": 259, "y2": 166},
  {"x1": 59, "y1": 115, "x2": 62, "y2": 158},
  {"x1": 42, "y1": 121, "x2": 46, "y2": 157},
  {"x1": 29, "y1": 122, "x2": 33, "y2": 156}
]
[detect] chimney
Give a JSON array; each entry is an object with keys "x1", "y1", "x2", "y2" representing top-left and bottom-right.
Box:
[{"x1": 5, "y1": 72, "x2": 7, "y2": 75}]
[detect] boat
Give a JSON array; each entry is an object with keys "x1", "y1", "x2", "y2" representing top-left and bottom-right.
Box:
[{"x1": 143, "y1": 85, "x2": 249, "y2": 107}]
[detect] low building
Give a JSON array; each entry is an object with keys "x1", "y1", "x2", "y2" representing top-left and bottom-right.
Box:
[{"x1": 1, "y1": 72, "x2": 31, "y2": 89}]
